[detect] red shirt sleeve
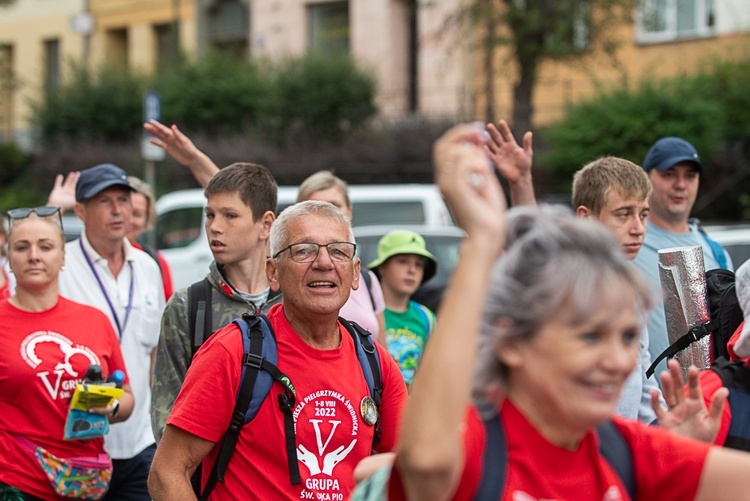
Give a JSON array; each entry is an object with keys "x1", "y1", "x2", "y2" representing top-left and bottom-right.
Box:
[
  {"x1": 614, "y1": 417, "x2": 711, "y2": 499},
  {"x1": 696, "y1": 369, "x2": 732, "y2": 445},
  {"x1": 388, "y1": 406, "x2": 483, "y2": 501}
]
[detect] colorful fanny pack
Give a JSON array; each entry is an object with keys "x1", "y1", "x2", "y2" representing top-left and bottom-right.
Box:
[{"x1": 13, "y1": 434, "x2": 112, "y2": 500}]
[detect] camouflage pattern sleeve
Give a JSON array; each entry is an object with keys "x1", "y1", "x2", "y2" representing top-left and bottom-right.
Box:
[{"x1": 151, "y1": 289, "x2": 192, "y2": 443}]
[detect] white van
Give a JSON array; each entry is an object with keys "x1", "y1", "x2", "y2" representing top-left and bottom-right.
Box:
[{"x1": 155, "y1": 184, "x2": 453, "y2": 290}]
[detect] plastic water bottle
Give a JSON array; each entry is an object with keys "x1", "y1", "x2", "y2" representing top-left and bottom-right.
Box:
[{"x1": 108, "y1": 370, "x2": 125, "y2": 389}]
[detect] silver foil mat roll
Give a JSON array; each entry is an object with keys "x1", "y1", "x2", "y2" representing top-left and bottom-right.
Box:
[{"x1": 658, "y1": 246, "x2": 711, "y2": 379}]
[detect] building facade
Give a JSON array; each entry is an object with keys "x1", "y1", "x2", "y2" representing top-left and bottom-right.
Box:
[
  {"x1": 2, "y1": 0, "x2": 750, "y2": 148},
  {"x1": 471, "y1": 0, "x2": 750, "y2": 127},
  {"x1": 0, "y1": 0, "x2": 85, "y2": 148}
]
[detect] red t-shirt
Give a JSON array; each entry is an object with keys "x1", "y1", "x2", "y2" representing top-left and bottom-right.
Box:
[
  {"x1": 0, "y1": 297, "x2": 129, "y2": 501},
  {"x1": 390, "y1": 400, "x2": 711, "y2": 501},
  {"x1": 168, "y1": 303, "x2": 408, "y2": 500}
]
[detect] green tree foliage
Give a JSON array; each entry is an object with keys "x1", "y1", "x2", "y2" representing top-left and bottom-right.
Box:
[
  {"x1": 0, "y1": 143, "x2": 37, "y2": 209},
  {"x1": 543, "y1": 80, "x2": 724, "y2": 185},
  {"x1": 33, "y1": 63, "x2": 146, "y2": 143},
  {"x1": 543, "y1": 59, "x2": 750, "y2": 181},
  {"x1": 271, "y1": 54, "x2": 377, "y2": 143},
  {"x1": 32, "y1": 52, "x2": 377, "y2": 147},
  {"x1": 541, "y1": 58, "x2": 750, "y2": 221},
  {"x1": 455, "y1": 0, "x2": 636, "y2": 134},
  {"x1": 154, "y1": 52, "x2": 274, "y2": 137}
]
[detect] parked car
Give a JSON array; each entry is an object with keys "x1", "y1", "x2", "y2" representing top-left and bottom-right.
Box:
[
  {"x1": 62, "y1": 214, "x2": 85, "y2": 242},
  {"x1": 155, "y1": 184, "x2": 455, "y2": 291},
  {"x1": 705, "y1": 224, "x2": 750, "y2": 268},
  {"x1": 354, "y1": 225, "x2": 466, "y2": 313}
]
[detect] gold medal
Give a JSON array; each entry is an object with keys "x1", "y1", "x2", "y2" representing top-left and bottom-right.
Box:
[{"x1": 360, "y1": 396, "x2": 378, "y2": 426}]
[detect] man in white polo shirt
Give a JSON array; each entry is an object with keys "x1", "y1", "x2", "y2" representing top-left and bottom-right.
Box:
[{"x1": 59, "y1": 164, "x2": 165, "y2": 500}]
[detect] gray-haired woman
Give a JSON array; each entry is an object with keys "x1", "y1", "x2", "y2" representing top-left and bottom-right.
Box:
[{"x1": 388, "y1": 123, "x2": 750, "y2": 501}]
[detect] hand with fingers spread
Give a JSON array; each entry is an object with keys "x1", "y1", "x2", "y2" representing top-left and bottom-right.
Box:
[
  {"x1": 652, "y1": 359, "x2": 727, "y2": 443},
  {"x1": 433, "y1": 122, "x2": 506, "y2": 249},
  {"x1": 46, "y1": 171, "x2": 80, "y2": 213},
  {"x1": 485, "y1": 120, "x2": 535, "y2": 206},
  {"x1": 143, "y1": 119, "x2": 220, "y2": 187}
]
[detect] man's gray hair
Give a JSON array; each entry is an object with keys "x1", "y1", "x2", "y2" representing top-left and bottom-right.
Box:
[
  {"x1": 472, "y1": 204, "x2": 654, "y2": 402},
  {"x1": 270, "y1": 200, "x2": 354, "y2": 256}
]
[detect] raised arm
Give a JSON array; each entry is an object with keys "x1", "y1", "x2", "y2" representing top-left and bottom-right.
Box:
[
  {"x1": 485, "y1": 120, "x2": 535, "y2": 207},
  {"x1": 46, "y1": 171, "x2": 80, "y2": 214},
  {"x1": 395, "y1": 123, "x2": 506, "y2": 501},
  {"x1": 143, "y1": 119, "x2": 220, "y2": 188}
]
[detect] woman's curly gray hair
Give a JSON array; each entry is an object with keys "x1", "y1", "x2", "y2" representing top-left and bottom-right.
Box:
[{"x1": 472, "y1": 204, "x2": 654, "y2": 401}]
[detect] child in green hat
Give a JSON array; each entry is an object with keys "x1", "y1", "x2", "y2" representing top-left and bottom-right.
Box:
[{"x1": 368, "y1": 230, "x2": 438, "y2": 389}]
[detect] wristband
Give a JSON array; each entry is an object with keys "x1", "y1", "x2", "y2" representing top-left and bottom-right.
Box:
[{"x1": 111, "y1": 399, "x2": 120, "y2": 418}]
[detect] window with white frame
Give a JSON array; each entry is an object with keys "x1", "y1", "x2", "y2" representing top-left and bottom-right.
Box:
[{"x1": 637, "y1": 0, "x2": 715, "y2": 43}]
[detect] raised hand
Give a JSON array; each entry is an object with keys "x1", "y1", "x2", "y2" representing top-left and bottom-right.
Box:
[
  {"x1": 143, "y1": 119, "x2": 219, "y2": 187},
  {"x1": 46, "y1": 171, "x2": 80, "y2": 213},
  {"x1": 485, "y1": 120, "x2": 533, "y2": 184},
  {"x1": 433, "y1": 122, "x2": 506, "y2": 253},
  {"x1": 652, "y1": 359, "x2": 727, "y2": 443},
  {"x1": 143, "y1": 119, "x2": 201, "y2": 167},
  {"x1": 485, "y1": 120, "x2": 535, "y2": 206}
]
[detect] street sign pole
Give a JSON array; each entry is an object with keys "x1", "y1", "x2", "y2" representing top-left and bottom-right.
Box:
[{"x1": 142, "y1": 91, "x2": 165, "y2": 247}]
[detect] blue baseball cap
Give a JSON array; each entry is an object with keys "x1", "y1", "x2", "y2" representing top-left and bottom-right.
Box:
[
  {"x1": 642, "y1": 137, "x2": 702, "y2": 174},
  {"x1": 75, "y1": 164, "x2": 133, "y2": 202}
]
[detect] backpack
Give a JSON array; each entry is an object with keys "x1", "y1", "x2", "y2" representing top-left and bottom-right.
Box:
[
  {"x1": 646, "y1": 268, "x2": 743, "y2": 379},
  {"x1": 188, "y1": 278, "x2": 214, "y2": 359},
  {"x1": 199, "y1": 313, "x2": 384, "y2": 500},
  {"x1": 710, "y1": 356, "x2": 750, "y2": 451},
  {"x1": 476, "y1": 413, "x2": 635, "y2": 500}
]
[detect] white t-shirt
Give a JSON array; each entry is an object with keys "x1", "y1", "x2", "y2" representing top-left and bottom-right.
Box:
[{"x1": 59, "y1": 233, "x2": 165, "y2": 459}]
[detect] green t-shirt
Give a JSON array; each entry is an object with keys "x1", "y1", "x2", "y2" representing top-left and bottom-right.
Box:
[{"x1": 384, "y1": 301, "x2": 436, "y2": 387}]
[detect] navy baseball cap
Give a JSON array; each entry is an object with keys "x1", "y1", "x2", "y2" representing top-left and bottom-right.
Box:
[
  {"x1": 642, "y1": 137, "x2": 702, "y2": 174},
  {"x1": 75, "y1": 164, "x2": 133, "y2": 202}
]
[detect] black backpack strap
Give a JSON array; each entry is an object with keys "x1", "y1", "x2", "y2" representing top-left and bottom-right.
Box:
[
  {"x1": 596, "y1": 421, "x2": 635, "y2": 500},
  {"x1": 646, "y1": 319, "x2": 718, "y2": 379},
  {"x1": 188, "y1": 278, "x2": 213, "y2": 361},
  {"x1": 712, "y1": 356, "x2": 750, "y2": 392},
  {"x1": 710, "y1": 356, "x2": 750, "y2": 450},
  {"x1": 340, "y1": 318, "x2": 383, "y2": 448},
  {"x1": 200, "y1": 315, "x2": 299, "y2": 500},
  {"x1": 476, "y1": 409, "x2": 505, "y2": 501},
  {"x1": 476, "y1": 414, "x2": 634, "y2": 500},
  {"x1": 360, "y1": 270, "x2": 377, "y2": 311}
]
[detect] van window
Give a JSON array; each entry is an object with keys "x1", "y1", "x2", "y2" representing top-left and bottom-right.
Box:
[
  {"x1": 156, "y1": 207, "x2": 204, "y2": 249},
  {"x1": 353, "y1": 202, "x2": 425, "y2": 226}
]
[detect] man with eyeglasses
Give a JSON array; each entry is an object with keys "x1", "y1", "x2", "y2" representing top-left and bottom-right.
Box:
[
  {"x1": 149, "y1": 200, "x2": 408, "y2": 501},
  {"x1": 58, "y1": 164, "x2": 165, "y2": 501}
]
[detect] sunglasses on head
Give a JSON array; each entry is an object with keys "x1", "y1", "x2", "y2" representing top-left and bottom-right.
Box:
[{"x1": 7, "y1": 206, "x2": 64, "y2": 230}]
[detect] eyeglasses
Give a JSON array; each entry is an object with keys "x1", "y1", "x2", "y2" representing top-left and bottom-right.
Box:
[
  {"x1": 7, "y1": 206, "x2": 63, "y2": 229},
  {"x1": 273, "y1": 242, "x2": 357, "y2": 263}
]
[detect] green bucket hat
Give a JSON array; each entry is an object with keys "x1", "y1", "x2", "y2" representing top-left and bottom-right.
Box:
[{"x1": 367, "y1": 230, "x2": 438, "y2": 284}]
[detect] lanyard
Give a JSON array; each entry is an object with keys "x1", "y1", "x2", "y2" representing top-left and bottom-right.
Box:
[{"x1": 79, "y1": 239, "x2": 134, "y2": 339}]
